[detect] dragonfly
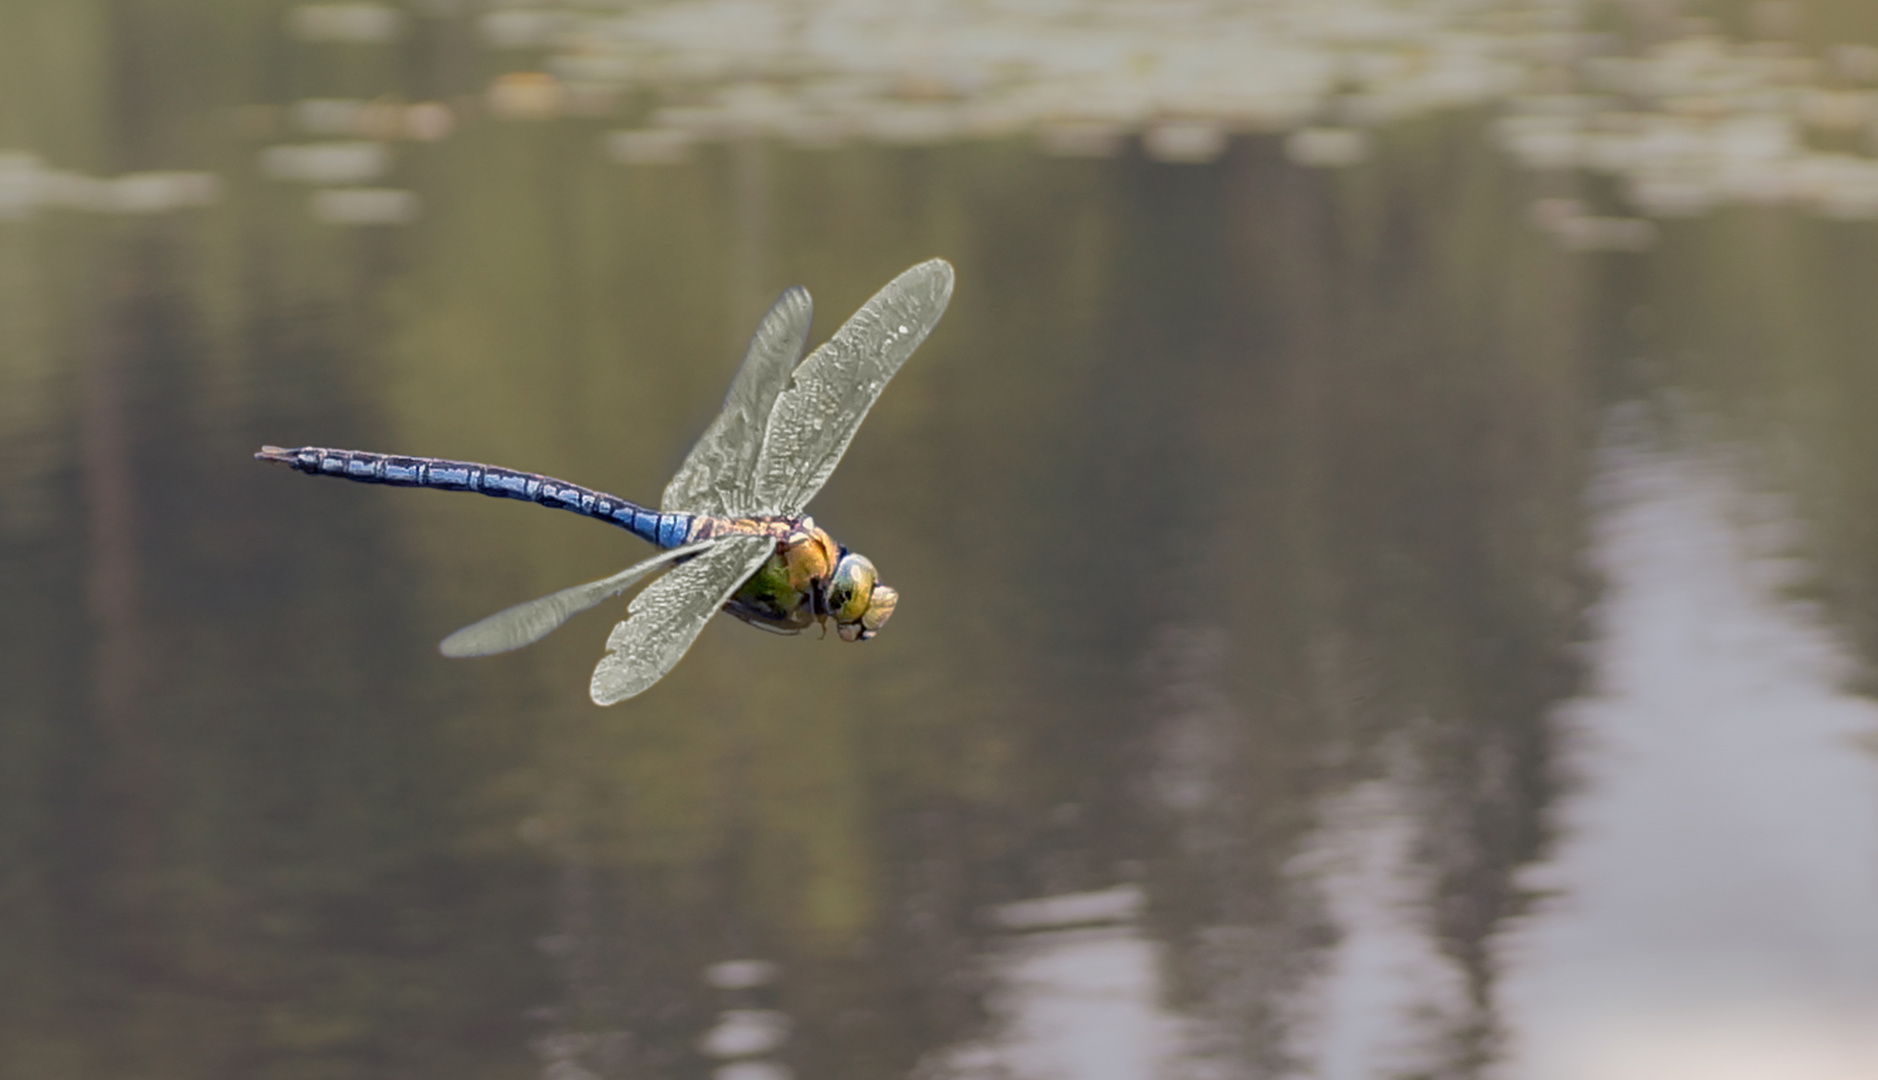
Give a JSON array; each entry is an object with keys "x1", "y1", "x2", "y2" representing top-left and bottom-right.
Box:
[{"x1": 258, "y1": 258, "x2": 953, "y2": 703}]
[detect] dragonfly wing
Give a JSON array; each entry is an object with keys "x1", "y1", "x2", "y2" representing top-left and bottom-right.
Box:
[
  {"x1": 439, "y1": 540, "x2": 722, "y2": 657},
  {"x1": 589, "y1": 532, "x2": 774, "y2": 704},
  {"x1": 661, "y1": 287, "x2": 813, "y2": 516},
  {"x1": 750, "y1": 259, "x2": 953, "y2": 515}
]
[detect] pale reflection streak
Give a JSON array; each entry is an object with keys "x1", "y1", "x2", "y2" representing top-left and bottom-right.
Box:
[
  {"x1": 922, "y1": 819, "x2": 1473, "y2": 1080},
  {"x1": 918, "y1": 886, "x2": 1195, "y2": 1080},
  {"x1": 1281, "y1": 769, "x2": 1474, "y2": 1080},
  {"x1": 1492, "y1": 431, "x2": 1878, "y2": 1080}
]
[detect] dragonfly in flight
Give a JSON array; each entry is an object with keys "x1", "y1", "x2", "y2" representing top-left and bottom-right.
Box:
[{"x1": 258, "y1": 258, "x2": 953, "y2": 703}]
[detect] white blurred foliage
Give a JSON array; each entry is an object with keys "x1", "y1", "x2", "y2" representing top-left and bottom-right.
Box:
[
  {"x1": 712, "y1": 1062, "x2": 792, "y2": 1080},
  {"x1": 536, "y1": 0, "x2": 1523, "y2": 163},
  {"x1": 310, "y1": 187, "x2": 420, "y2": 225},
  {"x1": 488, "y1": 73, "x2": 567, "y2": 120},
  {"x1": 469, "y1": 0, "x2": 1878, "y2": 222},
  {"x1": 260, "y1": 141, "x2": 390, "y2": 184},
  {"x1": 990, "y1": 885, "x2": 1145, "y2": 932},
  {"x1": 288, "y1": 3, "x2": 404, "y2": 44},
  {"x1": 702, "y1": 959, "x2": 779, "y2": 990},
  {"x1": 293, "y1": 98, "x2": 454, "y2": 141},
  {"x1": 0, "y1": 153, "x2": 218, "y2": 218},
  {"x1": 697, "y1": 1010, "x2": 791, "y2": 1059},
  {"x1": 1285, "y1": 127, "x2": 1369, "y2": 167},
  {"x1": 1145, "y1": 122, "x2": 1230, "y2": 163}
]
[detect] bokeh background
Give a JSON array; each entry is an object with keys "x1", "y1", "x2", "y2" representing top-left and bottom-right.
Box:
[{"x1": 5, "y1": 1, "x2": 1878, "y2": 1078}]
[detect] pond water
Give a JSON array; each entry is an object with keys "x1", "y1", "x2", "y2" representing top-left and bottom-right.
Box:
[{"x1": 5, "y1": 2, "x2": 1878, "y2": 1079}]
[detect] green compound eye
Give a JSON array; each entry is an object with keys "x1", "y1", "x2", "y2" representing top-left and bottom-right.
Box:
[
  {"x1": 853, "y1": 584, "x2": 897, "y2": 642},
  {"x1": 827, "y1": 553, "x2": 878, "y2": 627}
]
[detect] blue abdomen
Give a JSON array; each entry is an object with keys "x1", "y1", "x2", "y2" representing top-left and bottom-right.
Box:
[{"x1": 256, "y1": 445, "x2": 692, "y2": 548}]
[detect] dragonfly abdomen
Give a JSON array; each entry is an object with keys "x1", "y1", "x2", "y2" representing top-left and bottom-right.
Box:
[{"x1": 255, "y1": 445, "x2": 693, "y2": 548}]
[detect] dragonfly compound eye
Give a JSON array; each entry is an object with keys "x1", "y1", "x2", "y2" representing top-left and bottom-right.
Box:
[
  {"x1": 845, "y1": 583, "x2": 897, "y2": 642},
  {"x1": 827, "y1": 553, "x2": 878, "y2": 630}
]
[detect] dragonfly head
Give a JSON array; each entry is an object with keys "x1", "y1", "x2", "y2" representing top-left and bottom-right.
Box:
[{"x1": 827, "y1": 552, "x2": 897, "y2": 642}]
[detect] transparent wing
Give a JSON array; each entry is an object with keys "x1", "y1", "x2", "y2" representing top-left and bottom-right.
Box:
[
  {"x1": 751, "y1": 258, "x2": 953, "y2": 515},
  {"x1": 661, "y1": 287, "x2": 813, "y2": 516},
  {"x1": 589, "y1": 532, "x2": 774, "y2": 705},
  {"x1": 438, "y1": 540, "x2": 721, "y2": 658}
]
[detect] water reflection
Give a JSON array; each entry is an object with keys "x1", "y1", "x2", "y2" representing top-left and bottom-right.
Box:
[
  {"x1": 1492, "y1": 421, "x2": 1878, "y2": 1080},
  {"x1": 1283, "y1": 767, "x2": 1475, "y2": 1079},
  {"x1": 9, "y1": 0, "x2": 1878, "y2": 1077},
  {"x1": 920, "y1": 885, "x2": 1189, "y2": 1080}
]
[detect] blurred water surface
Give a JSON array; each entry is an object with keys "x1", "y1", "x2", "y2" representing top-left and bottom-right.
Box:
[{"x1": 5, "y1": 2, "x2": 1878, "y2": 1079}]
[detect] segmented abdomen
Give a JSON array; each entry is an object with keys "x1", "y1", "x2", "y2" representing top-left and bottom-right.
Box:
[{"x1": 256, "y1": 445, "x2": 694, "y2": 548}]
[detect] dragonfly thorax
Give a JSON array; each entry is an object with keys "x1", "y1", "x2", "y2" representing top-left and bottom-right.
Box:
[{"x1": 697, "y1": 516, "x2": 896, "y2": 640}]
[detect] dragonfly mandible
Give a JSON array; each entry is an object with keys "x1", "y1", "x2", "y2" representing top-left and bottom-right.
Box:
[{"x1": 258, "y1": 258, "x2": 953, "y2": 703}]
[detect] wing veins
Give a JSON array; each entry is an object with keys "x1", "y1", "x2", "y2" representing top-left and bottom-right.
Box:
[
  {"x1": 589, "y1": 533, "x2": 774, "y2": 704},
  {"x1": 662, "y1": 288, "x2": 812, "y2": 516},
  {"x1": 751, "y1": 258, "x2": 953, "y2": 514},
  {"x1": 439, "y1": 540, "x2": 722, "y2": 658}
]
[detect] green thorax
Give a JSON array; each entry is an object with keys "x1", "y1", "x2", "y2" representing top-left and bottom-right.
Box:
[{"x1": 690, "y1": 514, "x2": 836, "y2": 632}]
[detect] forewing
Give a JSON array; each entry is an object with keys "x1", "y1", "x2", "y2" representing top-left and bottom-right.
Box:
[
  {"x1": 589, "y1": 533, "x2": 773, "y2": 704},
  {"x1": 662, "y1": 287, "x2": 812, "y2": 516},
  {"x1": 751, "y1": 259, "x2": 953, "y2": 514},
  {"x1": 438, "y1": 541, "x2": 719, "y2": 658}
]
